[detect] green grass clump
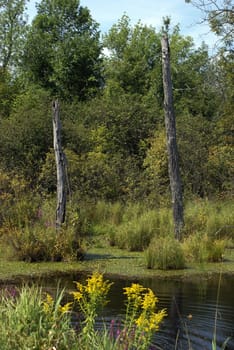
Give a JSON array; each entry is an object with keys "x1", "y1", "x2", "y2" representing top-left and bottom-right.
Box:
[
  {"x1": 145, "y1": 236, "x2": 186, "y2": 270},
  {"x1": 182, "y1": 233, "x2": 227, "y2": 263},
  {"x1": 184, "y1": 199, "x2": 234, "y2": 239},
  {"x1": 114, "y1": 210, "x2": 156, "y2": 251},
  {"x1": 0, "y1": 285, "x2": 77, "y2": 350},
  {"x1": 109, "y1": 205, "x2": 174, "y2": 251}
]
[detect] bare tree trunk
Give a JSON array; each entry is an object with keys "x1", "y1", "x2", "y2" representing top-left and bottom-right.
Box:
[
  {"x1": 161, "y1": 33, "x2": 184, "y2": 240},
  {"x1": 52, "y1": 100, "x2": 66, "y2": 230}
]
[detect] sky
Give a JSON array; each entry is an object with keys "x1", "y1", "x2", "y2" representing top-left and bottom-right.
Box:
[{"x1": 27, "y1": 0, "x2": 218, "y2": 52}]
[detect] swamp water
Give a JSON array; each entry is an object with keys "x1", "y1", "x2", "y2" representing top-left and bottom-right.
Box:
[{"x1": 41, "y1": 272, "x2": 234, "y2": 350}]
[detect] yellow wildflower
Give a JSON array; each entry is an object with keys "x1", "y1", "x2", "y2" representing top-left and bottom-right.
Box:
[
  {"x1": 123, "y1": 283, "x2": 146, "y2": 300},
  {"x1": 71, "y1": 290, "x2": 83, "y2": 302},
  {"x1": 142, "y1": 289, "x2": 158, "y2": 311},
  {"x1": 136, "y1": 313, "x2": 149, "y2": 332},
  {"x1": 75, "y1": 281, "x2": 85, "y2": 294},
  {"x1": 59, "y1": 302, "x2": 73, "y2": 314},
  {"x1": 148, "y1": 309, "x2": 167, "y2": 330},
  {"x1": 71, "y1": 272, "x2": 113, "y2": 306},
  {"x1": 85, "y1": 272, "x2": 113, "y2": 297},
  {"x1": 71, "y1": 281, "x2": 85, "y2": 302},
  {"x1": 42, "y1": 293, "x2": 54, "y2": 313},
  {"x1": 136, "y1": 308, "x2": 167, "y2": 332}
]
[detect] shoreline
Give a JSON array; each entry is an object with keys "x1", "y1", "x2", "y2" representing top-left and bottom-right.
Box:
[{"x1": 1, "y1": 246, "x2": 234, "y2": 285}]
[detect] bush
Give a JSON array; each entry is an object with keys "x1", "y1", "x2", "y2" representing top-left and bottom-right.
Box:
[
  {"x1": 0, "y1": 170, "x2": 40, "y2": 228},
  {"x1": 2, "y1": 223, "x2": 84, "y2": 262},
  {"x1": 145, "y1": 236, "x2": 186, "y2": 270}
]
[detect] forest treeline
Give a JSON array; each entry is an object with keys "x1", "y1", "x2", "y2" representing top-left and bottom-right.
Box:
[{"x1": 0, "y1": 0, "x2": 233, "y2": 208}]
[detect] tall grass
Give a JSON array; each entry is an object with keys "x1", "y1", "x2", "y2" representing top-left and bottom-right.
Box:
[
  {"x1": 146, "y1": 236, "x2": 186, "y2": 270},
  {"x1": 182, "y1": 233, "x2": 227, "y2": 263},
  {"x1": 1, "y1": 193, "x2": 232, "y2": 264},
  {"x1": 72, "y1": 199, "x2": 233, "y2": 260},
  {"x1": 0, "y1": 273, "x2": 166, "y2": 350},
  {"x1": 0, "y1": 285, "x2": 77, "y2": 350},
  {"x1": 184, "y1": 199, "x2": 234, "y2": 239}
]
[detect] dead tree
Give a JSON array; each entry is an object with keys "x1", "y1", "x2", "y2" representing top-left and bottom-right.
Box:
[
  {"x1": 52, "y1": 100, "x2": 66, "y2": 230},
  {"x1": 161, "y1": 31, "x2": 184, "y2": 240}
]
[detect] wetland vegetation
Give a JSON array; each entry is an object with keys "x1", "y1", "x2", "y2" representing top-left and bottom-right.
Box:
[{"x1": 0, "y1": 0, "x2": 233, "y2": 348}]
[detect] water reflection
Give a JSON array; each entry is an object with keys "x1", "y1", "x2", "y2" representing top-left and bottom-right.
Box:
[
  {"x1": 53, "y1": 273, "x2": 234, "y2": 350},
  {"x1": 92, "y1": 275, "x2": 234, "y2": 350},
  {"x1": 3, "y1": 272, "x2": 233, "y2": 350},
  {"x1": 131, "y1": 276, "x2": 234, "y2": 350}
]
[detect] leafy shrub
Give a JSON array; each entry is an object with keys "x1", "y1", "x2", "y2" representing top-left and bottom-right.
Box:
[
  {"x1": 2, "y1": 224, "x2": 84, "y2": 262},
  {"x1": 0, "y1": 170, "x2": 40, "y2": 228},
  {"x1": 145, "y1": 236, "x2": 186, "y2": 270}
]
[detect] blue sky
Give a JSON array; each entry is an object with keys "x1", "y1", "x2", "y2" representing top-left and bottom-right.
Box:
[{"x1": 27, "y1": 0, "x2": 218, "y2": 51}]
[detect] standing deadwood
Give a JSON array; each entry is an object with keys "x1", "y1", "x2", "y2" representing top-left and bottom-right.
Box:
[
  {"x1": 161, "y1": 32, "x2": 184, "y2": 240},
  {"x1": 52, "y1": 100, "x2": 66, "y2": 230}
]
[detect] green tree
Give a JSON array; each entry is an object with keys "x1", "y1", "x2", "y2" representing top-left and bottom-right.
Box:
[
  {"x1": 0, "y1": 0, "x2": 28, "y2": 70},
  {"x1": 103, "y1": 15, "x2": 162, "y2": 97},
  {"x1": 169, "y1": 26, "x2": 222, "y2": 120},
  {"x1": 0, "y1": 68, "x2": 19, "y2": 118},
  {"x1": 0, "y1": 87, "x2": 52, "y2": 179},
  {"x1": 185, "y1": 0, "x2": 234, "y2": 50},
  {"x1": 22, "y1": 0, "x2": 103, "y2": 100},
  {"x1": 143, "y1": 116, "x2": 214, "y2": 200}
]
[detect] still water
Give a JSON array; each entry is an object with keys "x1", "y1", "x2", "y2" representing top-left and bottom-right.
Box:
[{"x1": 43, "y1": 272, "x2": 234, "y2": 350}]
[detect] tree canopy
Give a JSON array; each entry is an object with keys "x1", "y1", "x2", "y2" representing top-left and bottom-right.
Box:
[
  {"x1": 21, "y1": 0, "x2": 103, "y2": 99},
  {"x1": 0, "y1": 0, "x2": 28, "y2": 71},
  {"x1": 0, "y1": 1, "x2": 232, "y2": 204}
]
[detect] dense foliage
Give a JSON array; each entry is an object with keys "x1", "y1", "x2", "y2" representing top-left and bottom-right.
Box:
[{"x1": 0, "y1": 0, "x2": 233, "y2": 262}]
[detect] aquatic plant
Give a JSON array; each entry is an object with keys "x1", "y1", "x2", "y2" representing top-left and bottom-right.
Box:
[{"x1": 0, "y1": 272, "x2": 167, "y2": 349}]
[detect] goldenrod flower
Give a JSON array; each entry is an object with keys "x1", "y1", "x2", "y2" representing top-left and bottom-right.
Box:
[
  {"x1": 42, "y1": 293, "x2": 54, "y2": 313},
  {"x1": 136, "y1": 308, "x2": 167, "y2": 332},
  {"x1": 123, "y1": 283, "x2": 146, "y2": 299},
  {"x1": 148, "y1": 309, "x2": 167, "y2": 330},
  {"x1": 142, "y1": 289, "x2": 158, "y2": 311},
  {"x1": 71, "y1": 290, "x2": 83, "y2": 301},
  {"x1": 59, "y1": 302, "x2": 72, "y2": 314},
  {"x1": 71, "y1": 281, "x2": 85, "y2": 302},
  {"x1": 85, "y1": 272, "x2": 112, "y2": 297}
]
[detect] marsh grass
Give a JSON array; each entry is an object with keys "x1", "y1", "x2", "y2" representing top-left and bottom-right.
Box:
[
  {"x1": 146, "y1": 236, "x2": 186, "y2": 270},
  {"x1": 184, "y1": 199, "x2": 234, "y2": 239},
  {"x1": 0, "y1": 195, "x2": 233, "y2": 265},
  {"x1": 84, "y1": 199, "x2": 232, "y2": 259},
  {"x1": 0, "y1": 285, "x2": 77, "y2": 350},
  {"x1": 106, "y1": 205, "x2": 173, "y2": 251},
  {"x1": 0, "y1": 273, "x2": 166, "y2": 350}
]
